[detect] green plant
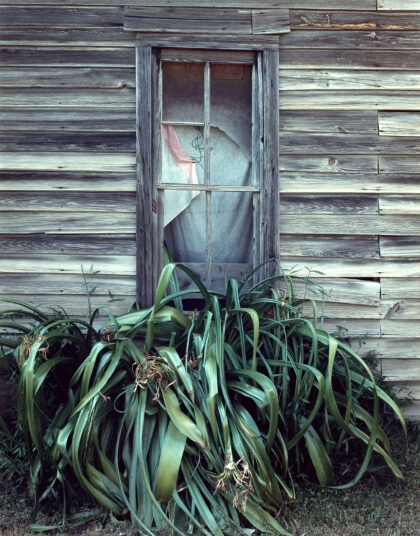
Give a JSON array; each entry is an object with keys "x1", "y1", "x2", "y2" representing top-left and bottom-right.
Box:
[{"x1": 0, "y1": 265, "x2": 408, "y2": 535}]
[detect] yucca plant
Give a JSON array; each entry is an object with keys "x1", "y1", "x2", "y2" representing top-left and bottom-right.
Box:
[{"x1": 0, "y1": 265, "x2": 407, "y2": 535}]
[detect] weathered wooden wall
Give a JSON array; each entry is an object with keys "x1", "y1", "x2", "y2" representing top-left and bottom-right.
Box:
[{"x1": 0, "y1": 0, "x2": 419, "y2": 420}]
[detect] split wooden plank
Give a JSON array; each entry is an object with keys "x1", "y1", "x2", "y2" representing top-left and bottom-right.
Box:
[
  {"x1": 0, "y1": 212, "x2": 136, "y2": 234},
  {"x1": 381, "y1": 279, "x2": 420, "y2": 299},
  {"x1": 0, "y1": 273, "x2": 136, "y2": 296},
  {"x1": 281, "y1": 30, "x2": 420, "y2": 50},
  {"x1": 0, "y1": 153, "x2": 136, "y2": 172},
  {"x1": 280, "y1": 134, "x2": 420, "y2": 155},
  {"x1": 0, "y1": 68, "x2": 135, "y2": 88},
  {"x1": 279, "y1": 156, "x2": 378, "y2": 174},
  {"x1": 0, "y1": 47, "x2": 134, "y2": 67},
  {"x1": 350, "y1": 337, "x2": 420, "y2": 359},
  {"x1": 380, "y1": 156, "x2": 420, "y2": 173},
  {"x1": 381, "y1": 320, "x2": 420, "y2": 338},
  {"x1": 0, "y1": 132, "x2": 136, "y2": 153},
  {"x1": 0, "y1": 89, "x2": 135, "y2": 108},
  {"x1": 382, "y1": 359, "x2": 420, "y2": 381},
  {"x1": 279, "y1": 173, "x2": 420, "y2": 195},
  {"x1": 279, "y1": 111, "x2": 378, "y2": 134},
  {"x1": 279, "y1": 49, "x2": 420, "y2": 70},
  {"x1": 279, "y1": 235, "x2": 380, "y2": 259},
  {"x1": 380, "y1": 300, "x2": 420, "y2": 320},
  {"x1": 0, "y1": 172, "x2": 136, "y2": 192},
  {"x1": 379, "y1": 112, "x2": 420, "y2": 136},
  {"x1": 0, "y1": 7, "x2": 123, "y2": 27},
  {"x1": 279, "y1": 91, "x2": 420, "y2": 110},
  {"x1": 280, "y1": 195, "x2": 378, "y2": 214},
  {"x1": 0, "y1": 28, "x2": 133, "y2": 47},
  {"x1": 0, "y1": 254, "x2": 136, "y2": 275},
  {"x1": 280, "y1": 258, "x2": 420, "y2": 278},
  {"x1": 380, "y1": 237, "x2": 420, "y2": 258},
  {"x1": 290, "y1": 11, "x2": 420, "y2": 31},
  {"x1": 0, "y1": 234, "x2": 136, "y2": 256},
  {"x1": 0, "y1": 192, "x2": 136, "y2": 212},
  {"x1": 380, "y1": 196, "x2": 420, "y2": 215},
  {"x1": 280, "y1": 215, "x2": 420, "y2": 237},
  {"x1": 378, "y1": 0, "x2": 420, "y2": 10},
  {"x1": 0, "y1": 110, "x2": 135, "y2": 132},
  {"x1": 279, "y1": 70, "x2": 420, "y2": 91}
]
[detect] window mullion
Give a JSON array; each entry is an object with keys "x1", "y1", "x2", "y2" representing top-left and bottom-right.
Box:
[{"x1": 204, "y1": 61, "x2": 212, "y2": 287}]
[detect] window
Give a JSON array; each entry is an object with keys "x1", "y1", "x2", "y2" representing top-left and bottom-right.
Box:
[{"x1": 127, "y1": 6, "x2": 289, "y2": 306}]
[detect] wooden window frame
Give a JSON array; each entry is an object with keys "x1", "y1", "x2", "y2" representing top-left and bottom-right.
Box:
[{"x1": 136, "y1": 43, "x2": 279, "y2": 306}]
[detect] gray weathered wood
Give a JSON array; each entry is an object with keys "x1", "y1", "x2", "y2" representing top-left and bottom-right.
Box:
[
  {"x1": 0, "y1": 7, "x2": 123, "y2": 26},
  {"x1": 0, "y1": 153, "x2": 135, "y2": 172},
  {"x1": 381, "y1": 300, "x2": 420, "y2": 320},
  {"x1": 381, "y1": 279, "x2": 420, "y2": 299},
  {"x1": 389, "y1": 382, "x2": 420, "y2": 399},
  {"x1": 0, "y1": 234, "x2": 136, "y2": 256},
  {"x1": 380, "y1": 237, "x2": 420, "y2": 258},
  {"x1": 0, "y1": 212, "x2": 135, "y2": 234},
  {"x1": 403, "y1": 401, "x2": 420, "y2": 421},
  {"x1": 0, "y1": 28, "x2": 133, "y2": 47},
  {"x1": 379, "y1": 196, "x2": 420, "y2": 214},
  {"x1": 321, "y1": 319, "x2": 380, "y2": 338},
  {"x1": 352, "y1": 337, "x2": 420, "y2": 359},
  {"x1": 279, "y1": 156, "x2": 378, "y2": 174},
  {"x1": 262, "y1": 49, "x2": 280, "y2": 278},
  {"x1": 381, "y1": 320, "x2": 420, "y2": 339},
  {"x1": 0, "y1": 172, "x2": 136, "y2": 192},
  {"x1": 381, "y1": 359, "x2": 420, "y2": 381},
  {"x1": 380, "y1": 156, "x2": 420, "y2": 173},
  {"x1": 378, "y1": 0, "x2": 420, "y2": 10},
  {"x1": 0, "y1": 192, "x2": 136, "y2": 212},
  {"x1": 0, "y1": 132, "x2": 135, "y2": 153},
  {"x1": 251, "y1": 9, "x2": 290, "y2": 35},
  {"x1": 301, "y1": 302, "x2": 381, "y2": 320},
  {"x1": 280, "y1": 235, "x2": 380, "y2": 258},
  {"x1": 279, "y1": 91, "x2": 420, "y2": 110},
  {"x1": 0, "y1": 47, "x2": 134, "y2": 67},
  {"x1": 0, "y1": 273, "x2": 135, "y2": 296},
  {"x1": 160, "y1": 48, "x2": 255, "y2": 64},
  {"x1": 280, "y1": 215, "x2": 420, "y2": 237},
  {"x1": 379, "y1": 112, "x2": 420, "y2": 136},
  {"x1": 280, "y1": 258, "x2": 420, "y2": 278},
  {"x1": 0, "y1": 0, "x2": 376, "y2": 7},
  {"x1": 280, "y1": 195, "x2": 378, "y2": 214},
  {"x1": 290, "y1": 11, "x2": 420, "y2": 30},
  {"x1": 280, "y1": 173, "x2": 420, "y2": 194},
  {"x1": 279, "y1": 111, "x2": 378, "y2": 134},
  {"x1": 0, "y1": 89, "x2": 135, "y2": 107},
  {"x1": 135, "y1": 32, "x2": 280, "y2": 50},
  {"x1": 0, "y1": 68, "x2": 135, "y2": 88},
  {"x1": 279, "y1": 70, "x2": 420, "y2": 91},
  {"x1": 0, "y1": 110, "x2": 135, "y2": 132}
]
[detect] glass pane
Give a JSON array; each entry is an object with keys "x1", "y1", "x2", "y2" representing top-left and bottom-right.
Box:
[
  {"x1": 209, "y1": 64, "x2": 252, "y2": 186},
  {"x1": 211, "y1": 192, "x2": 253, "y2": 264},
  {"x1": 162, "y1": 62, "x2": 204, "y2": 124}
]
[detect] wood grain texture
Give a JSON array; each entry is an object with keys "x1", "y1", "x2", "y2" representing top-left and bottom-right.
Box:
[
  {"x1": 381, "y1": 359, "x2": 420, "y2": 381},
  {"x1": 380, "y1": 237, "x2": 420, "y2": 258},
  {"x1": 279, "y1": 156, "x2": 378, "y2": 174},
  {"x1": 280, "y1": 235, "x2": 380, "y2": 258},
  {"x1": 381, "y1": 320, "x2": 420, "y2": 339},
  {"x1": 0, "y1": 28, "x2": 133, "y2": 47},
  {"x1": 135, "y1": 32, "x2": 280, "y2": 50},
  {"x1": 352, "y1": 338, "x2": 420, "y2": 359},
  {"x1": 290, "y1": 10, "x2": 420, "y2": 30},
  {"x1": 0, "y1": 110, "x2": 135, "y2": 132},
  {"x1": 0, "y1": 234, "x2": 136, "y2": 255},
  {"x1": 378, "y1": 0, "x2": 420, "y2": 10},
  {"x1": 280, "y1": 195, "x2": 378, "y2": 214},
  {"x1": 301, "y1": 302, "x2": 381, "y2": 320},
  {"x1": 0, "y1": 153, "x2": 135, "y2": 172},
  {"x1": 379, "y1": 112, "x2": 420, "y2": 136},
  {"x1": 279, "y1": 111, "x2": 378, "y2": 134},
  {"x1": 381, "y1": 279, "x2": 420, "y2": 299},
  {"x1": 0, "y1": 6, "x2": 123, "y2": 26},
  {"x1": 0, "y1": 0, "x2": 376, "y2": 7},
  {"x1": 280, "y1": 173, "x2": 420, "y2": 194},
  {"x1": 321, "y1": 319, "x2": 380, "y2": 338},
  {"x1": 380, "y1": 156, "x2": 420, "y2": 173},
  {"x1": 381, "y1": 300, "x2": 420, "y2": 320},
  {"x1": 251, "y1": 9, "x2": 290, "y2": 35},
  {"x1": 379, "y1": 196, "x2": 420, "y2": 215},
  {"x1": 0, "y1": 172, "x2": 136, "y2": 191},
  {"x1": 0, "y1": 68, "x2": 135, "y2": 88},
  {"x1": 0, "y1": 89, "x2": 135, "y2": 107}
]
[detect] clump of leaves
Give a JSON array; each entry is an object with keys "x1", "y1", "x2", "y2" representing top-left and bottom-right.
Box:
[{"x1": 0, "y1": 265, "x2": 408, "y2": 535}]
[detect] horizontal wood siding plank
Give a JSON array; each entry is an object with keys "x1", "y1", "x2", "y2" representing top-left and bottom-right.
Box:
[
  {"x1": 378, "y1": 1, "x2": 420, "y2": 10},
  {"x1": 379, "y1": 112, "x2": 420, "y2": 136},
  {"x1": 0, "y1": 68, "x2": 135, "y2": 88},
  {"x1": 379, "y1": 196, "x2": 420, "y2": 214},
  {"x1": 279, "y1": 235, "x2": 380, "y2": 258},
  {"x1": 0, "y1": 7, "x2": 123, "y2": 27},
  {"x1": 279, "y1": 111, "x2": 378, "y2": 134},
  {"x1": 0, "y1": 89, "x2": 135, "y2": 107},
  {"x1": 402, "y1": 401, "x2": 420, "y2": 421},
  {"x1": 0, "y1": 192, "x2": 136, "y2": 212},
  {"x1": 280, "y1": 134, "x2": 420, "y2": 155},
  {"x1": 280, "y1": 258, "x2": 420, "y2": 278},
  {"x1": 380, "y1": 156, "x2": 420, "y2": 173},
  {"x1": 389, "y1": 382, "x2": 420, "y2": 400},
  {"x1": 381, "y1": 279, "x2": 420, "y2": 299},
  {"x1": 380, "y1": 237, "x2": 420, "y2": 258},
  {"x1": 351, "y1": 337, "x2": 420, "y2": 358},
  {"x1": 0, "y1": 0, "x2": 376, "y2": 7},
  {"x1": 381, "y1": 300, "x2": 420, "y2": 320},
  {"x1": 279, "y1": 91, "x2": 420, "y2": 110},
  {"x1": 136, "y1": 32, "x2": 280, "y2": 50},
  {"x1": 0, "y1": 110, "x2": 135, "y2": 132},
  {"x1": 0, "y1": 153, "x2": 135, "y2": 172},
  {"x1": 0, "y1": 28, "x2": 133, "y2": 47},
  {"x1": 381, "y1": 320, "x2": 420, "y2": 338},
  {"x1": 279, "y1": 156, "x2": 378, "y2": 173},
  {"x1": 0, "y1": 172, "x2": 135, "y2": 191},
  {"x1": 0, "y1": 47, "x2": 134, "y2": 67},
  {"x1": 280, "y1": 195, "x2": 378, "y2": 214},
  {"x1": 301, "y1": 302, "x2": 381, "y2": 319},
  {"x1": 381, "y1": 359, "x2": 420, "y2": 381},
  {"x1": 0, "y1": 273, "x2": 136, "y2": 295},
  {"x1": 0, "y1": 234, "x2": 136, "y2": 255},
  {"x1": 290, "y1": 10, "x2": 420, "y2": 30},
  {"x1": 279, "y1": 70, "x2": 420, "y2": 91},
  {"x1": 0, "y1": 132, "x2": 135, "y2": 153},
  {"x1": 251, "y1": 9, "x2": 290, "y2": 35},
  {"x1": 322, "y1": 319, "x2": 380, "y2": 338},
  {"x1": 280, "y1": 215, "x2": 420, "y2": 236},
  {"x1": 0, "y1": 212, "x2": 136, "y2": 234},
  {"x1": 280, "y1": 173, "x2": 420, "y2": 194}
]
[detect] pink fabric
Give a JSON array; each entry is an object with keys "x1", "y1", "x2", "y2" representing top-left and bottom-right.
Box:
[{"x1": 162, "y1": 124, "x2": 200, "y2": 196}]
